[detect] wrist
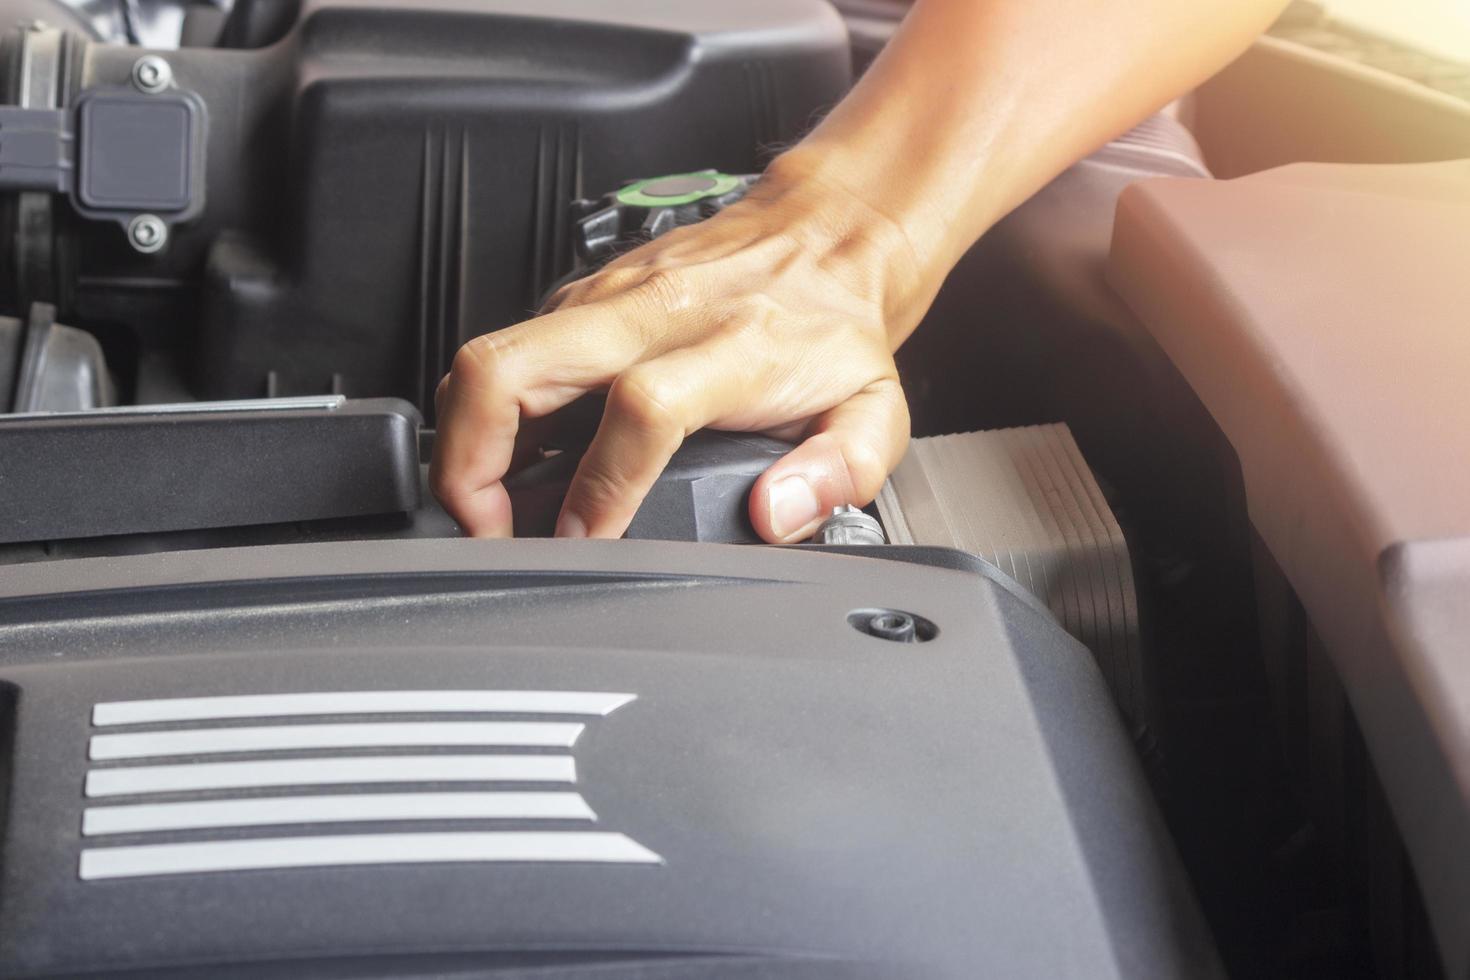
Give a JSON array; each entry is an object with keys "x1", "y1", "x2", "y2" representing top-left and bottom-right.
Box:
[{"x1": 756, "y1": 148, "x2": 941, "y2": 344}]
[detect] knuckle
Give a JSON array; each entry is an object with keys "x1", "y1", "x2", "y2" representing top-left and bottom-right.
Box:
[
  {"x1": 844, "y1": 383, "x2": 909, "y2": 499},
  {"x1": 633, "y1": 269, "x2": 694, "y2": 314},
  {"x1": 718, "y1": 311, "x2": 773, "y2": 350},
  {"x1": 606, "y1": 369, "x2": 683, "y2": 441},
  {"x1": 890, "y1": 387, "x2": 912, "y2": 432},
  {"x1": 740, "y1": 290, "x2": 785, "y2": 318},
  {"x1": 841, "y1": 437, "x2": 889, "y2": 499},
  {"x1": 450, "y1": 331, "x2": 528, "y2": 394},
  {"x1": 572, "y1": 267, "x2": 642, "y2": 308},
  {"x1": 428, "y1": 462, "x2": 464, "y2": 502},
  {"x1": 449, "y1": 334, "x2": 507, "y2": 389},
  {"x1": 541, "y1": 282, "x2": 577, "y2": 312},
  {"x1": 597, "y1": 266, "x2": 646, "y2": 293},
  {"x1": 874, "y1": 377, "x2": 911, "y2": 425}
]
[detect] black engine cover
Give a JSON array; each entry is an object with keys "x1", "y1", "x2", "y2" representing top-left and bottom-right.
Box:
[{"x1": 0, "y1": 540, "x2": 1218, "y2": 978}]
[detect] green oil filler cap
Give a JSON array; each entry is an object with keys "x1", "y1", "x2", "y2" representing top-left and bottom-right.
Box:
[{"x1": 614, "y1": 170, "x2": 744, "y2": 208}]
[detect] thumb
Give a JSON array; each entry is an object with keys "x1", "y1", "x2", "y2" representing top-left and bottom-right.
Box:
[{"x1": 749, "y1": 379, "x2": 910, "y2": 543}]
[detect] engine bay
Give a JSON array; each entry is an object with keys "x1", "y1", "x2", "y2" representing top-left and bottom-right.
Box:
[{"x1": 1, "y1": 1, "x2": 1468, "y2": 977}]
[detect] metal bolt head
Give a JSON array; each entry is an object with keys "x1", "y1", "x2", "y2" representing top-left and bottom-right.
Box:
[
  {"x1": 131, "y1": 55, "x2": 172, "y2": 94},
  {"x1": 127, "y1": 214, "x2": 168, "y2": 254},
  {"x1": 814, "y1": 504, "x2": 887, "y2": 546}
]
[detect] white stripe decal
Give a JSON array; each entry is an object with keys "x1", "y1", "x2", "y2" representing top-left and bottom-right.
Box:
[
  {"x1": 79, "y1": 832, "x2": 662, "y2": 879},
  {"x1": 92, "y1": 691, "x2": 636, "y2": 726},
  {"x1": 83, "y1": 792, "x2": 597, "y2": 836},
  {"x1": 89, "y1": 721, "x2": 586, "y2": 760},
  {"x1": 85, "y1": 755, "x2": 575, "y2": 797}
]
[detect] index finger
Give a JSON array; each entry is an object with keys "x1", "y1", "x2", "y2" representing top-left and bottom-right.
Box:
[
  {"x1": 429, "y1": 336, "x2": 521, "y2": 536},
  {"x1": 429, "y1": 302, "x2": 649, "y2": 536}
]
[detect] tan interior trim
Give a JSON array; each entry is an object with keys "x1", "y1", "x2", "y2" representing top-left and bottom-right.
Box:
[{"x1": 1188, "y1": 36, "x2": 1470, "y2": 178}]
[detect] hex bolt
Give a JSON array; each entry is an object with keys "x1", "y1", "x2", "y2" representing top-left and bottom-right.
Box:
[
  {"x1": 131, "y1": 55, "x2": 172, "y2": 94},
  {"x1": 127, "y1": 214, "x2": 168, "y2": 254}
]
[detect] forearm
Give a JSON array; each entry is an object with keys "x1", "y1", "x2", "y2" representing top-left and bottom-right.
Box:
[{"x1": 768, "y1": 0, "x2": 1289, "y2": 339}]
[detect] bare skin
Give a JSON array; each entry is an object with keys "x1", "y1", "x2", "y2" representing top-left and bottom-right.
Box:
[{"x1": 431, "y1": 0, "x2": 1289, "y2": 543}]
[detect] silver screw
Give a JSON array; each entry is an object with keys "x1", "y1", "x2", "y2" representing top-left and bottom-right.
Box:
[
  {"x1": 814, "y1": 505, "x2": 887, "y2": 546},
  {"x1": 127, "y1": 214, "x2": 168, "y2": 254},
  {"x1": 131, "y1": 55, "x2": 172, "y2": 94}
]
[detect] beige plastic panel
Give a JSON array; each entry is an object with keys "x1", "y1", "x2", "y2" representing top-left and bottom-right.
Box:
[{"x1": 1190, "y1": 36, "x2": 1470, "y2": 178}]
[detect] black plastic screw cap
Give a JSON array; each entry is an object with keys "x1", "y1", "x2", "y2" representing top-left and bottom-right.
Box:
[{"x1": 867, "y1": 611, "x2": 917, "y2": 642}]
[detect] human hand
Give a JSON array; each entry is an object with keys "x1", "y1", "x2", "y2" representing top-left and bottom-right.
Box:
[{"x1": 430, "y1": 153, "x2": 926, "y2": 543}]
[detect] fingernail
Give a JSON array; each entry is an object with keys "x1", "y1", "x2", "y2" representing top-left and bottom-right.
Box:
[
  {"x1": 768, "y1": 475, "x2": 821, "y2": 541},
  {"x1": 555, "y1": 511, "x2": 587, "y2": 538}
]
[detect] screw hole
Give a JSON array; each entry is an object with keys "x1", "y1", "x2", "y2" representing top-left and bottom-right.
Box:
[{"x1": 848, "y1": 608, "x2": 936, "y2": 644}]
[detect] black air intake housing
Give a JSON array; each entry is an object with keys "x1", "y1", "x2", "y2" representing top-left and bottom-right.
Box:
[{"x1": 0, "y1": 0, "x2": 850, "y2": 414}]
